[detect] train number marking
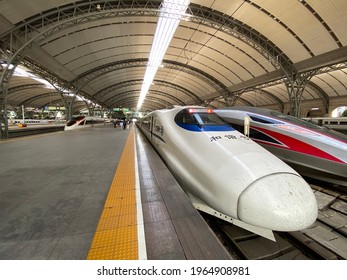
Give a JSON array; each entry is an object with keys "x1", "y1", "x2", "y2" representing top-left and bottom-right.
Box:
[
  {"x1": 210, "y1": 135, "x2": 249, "y2": 142},
  {"x1": 210, "y1": 136, "x2": 222, "y2": 142},
  {"x1": 224, "y1": 135, "x2": 237, "y2": 140}
]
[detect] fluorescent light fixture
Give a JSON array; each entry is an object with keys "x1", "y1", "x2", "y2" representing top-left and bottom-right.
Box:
[{"x1": 136, "y1": 0, "x2": 190, "y2": 110}]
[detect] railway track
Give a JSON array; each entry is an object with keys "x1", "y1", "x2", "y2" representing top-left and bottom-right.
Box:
[{"x1": 203, "y1": 182, "x2": 347, "y2": 260}]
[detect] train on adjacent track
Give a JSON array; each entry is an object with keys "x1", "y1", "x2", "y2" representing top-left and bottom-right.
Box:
[
  {"x1": 302, "y1": 116, "x2": 347, "y2": 133},
  {"x1": 215, "y1": 107, "x2": 347, "y2": 187},
  {"x1": 137, "y1": 106, "x2": 318, "y2": 241},
  {"x1": 64, "y1": 115, "x2": 111, "y2": 131},
  {"x1": 9, "y1": 118, "x2": 64, "y2": 126}
]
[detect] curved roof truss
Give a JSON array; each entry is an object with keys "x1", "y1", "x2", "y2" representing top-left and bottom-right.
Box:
[{"x1": 0, "y1": 0, "x2": 346, "y2": 126}]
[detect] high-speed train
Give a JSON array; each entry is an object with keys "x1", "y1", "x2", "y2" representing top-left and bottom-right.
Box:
[
  {"x1": 302, "y1": 116, "x2": 347, "y2": 133},
  {"x1": 64, "y1": 115, "x2": 108, "y2": 131},
  {"x1": 137, "y1": 106, "x2": 318, "y2": 241},
  {"x1": 9, "y1": 119, "x2": 64, "y2": 126},
  {"x1": 215, "y1": 107, "x2": 347, "y2": 187}
]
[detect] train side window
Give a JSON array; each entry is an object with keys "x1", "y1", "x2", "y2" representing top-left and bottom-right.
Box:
[
  {"x1": 249, "y1": 115, "x2": 274, "y2": 124},
  {"x1": 175, "y1": 112, "x2": 196, "y2": 125}
]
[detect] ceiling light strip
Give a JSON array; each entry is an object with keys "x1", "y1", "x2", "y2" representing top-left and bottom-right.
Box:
[{"x1": 136, "y1": 0, "x2": 190, "y2": 110}]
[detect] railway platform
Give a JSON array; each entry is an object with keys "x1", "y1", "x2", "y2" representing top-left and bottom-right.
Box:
[{"x1": 0, "y1": 125, "x2": 231, "y2": 260}]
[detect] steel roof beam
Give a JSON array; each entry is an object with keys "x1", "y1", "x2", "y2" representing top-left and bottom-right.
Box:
[
  {"x1": 0, "y1": 1, "x2": 294, "y2": 104},
  {"x1": 109, "y1": 95, "x2": 171, "y2": 111},
  {"x1": 19, "y1": 92, "x2": 61, "y2": 105},
  {"x1": 7, "y1": 83, "x2": 47, "y2": 95},
  {"x1": 204, "y1": 51, "x2": 347, "y2": 102},
  {"x1": 98, "y1": 79, "x2": 202, "y2": 105},
  {"x1": 71, "y1": 58, "x2": 231, "y2": 98},
  {"x1": 104, "y1": 89, "x2": 184, "y2": 107}
]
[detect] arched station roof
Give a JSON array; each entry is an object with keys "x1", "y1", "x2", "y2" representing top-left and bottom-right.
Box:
[{"x1": 1, "y1": 0, "x2": 347, "y2": 116}]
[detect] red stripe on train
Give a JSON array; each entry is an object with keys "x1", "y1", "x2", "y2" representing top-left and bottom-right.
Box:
[{"x1": 254, "y1": 127, "x2": 345, "y2": 164}]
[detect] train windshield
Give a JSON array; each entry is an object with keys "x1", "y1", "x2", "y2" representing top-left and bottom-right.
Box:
[
  {"x1": 175, "y1": 108, "x2": 233, "y2": 131},
  {"x1": 66, "y1": 115, "x2": 85, "y2": 126}
]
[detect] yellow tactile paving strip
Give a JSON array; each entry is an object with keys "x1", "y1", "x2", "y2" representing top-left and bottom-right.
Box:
[{"x1": 87, "y1": 128, "x2": 138, "y2": 260}]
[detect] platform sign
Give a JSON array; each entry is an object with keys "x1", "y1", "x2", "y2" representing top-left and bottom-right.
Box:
[
  {"x1": 44, "y1": 106, "x2": 65, "y2": 111},
  {"x1": 113, "y1": 108, "x2": 129, "y2": 112}
]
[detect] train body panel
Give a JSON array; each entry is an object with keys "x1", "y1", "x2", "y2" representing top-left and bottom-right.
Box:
[
  {"x1": 215, "y1": 107, "x2": 347, "y2": 186},
  {"x1": 138, "y1": 106, "x2": 318, "y2": 240}
]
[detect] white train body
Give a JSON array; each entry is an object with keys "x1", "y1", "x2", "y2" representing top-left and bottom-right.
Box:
[
  {"x1": 137, "y1": 106, "x2": 318, "y2": 241},
  {"x1": 64, "y1": 116, "x2": 107, "y2": 131}
]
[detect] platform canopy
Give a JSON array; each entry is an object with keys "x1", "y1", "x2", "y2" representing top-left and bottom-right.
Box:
[{"x1": 1, "y1": 0, "x2": 347, "y2": 116}]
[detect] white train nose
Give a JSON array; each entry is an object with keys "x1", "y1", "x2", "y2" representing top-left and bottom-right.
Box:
[{"x1": 238, "y1": 173, "x2": 318, "y2": 231}]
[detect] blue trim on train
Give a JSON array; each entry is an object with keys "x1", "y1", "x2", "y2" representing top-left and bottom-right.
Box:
[{"x1": 177, "y1": 123, "x2": 235, "y2": 132}]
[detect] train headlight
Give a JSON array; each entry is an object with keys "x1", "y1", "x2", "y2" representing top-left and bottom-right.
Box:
[{"x1": 188, "y1": 108, "x2": 213, "y2": 114}]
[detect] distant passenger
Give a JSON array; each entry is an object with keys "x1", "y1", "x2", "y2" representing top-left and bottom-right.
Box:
[{"x1": 123, "y1": 121, "x2": 127, "y2": 130}]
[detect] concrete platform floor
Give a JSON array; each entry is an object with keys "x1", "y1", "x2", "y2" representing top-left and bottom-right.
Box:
[{"x1": 0, "y1": 125, "x2": 129, "y2": 259}]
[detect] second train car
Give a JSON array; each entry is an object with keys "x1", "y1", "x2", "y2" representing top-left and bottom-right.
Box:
[
  {"x1": 137, "y1": 106, "x2": 318, "y2": 241},
  {"x1": 215, "y1": 107, "x2": 347, "y2": 187}
]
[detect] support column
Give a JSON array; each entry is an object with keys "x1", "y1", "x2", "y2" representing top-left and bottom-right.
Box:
[
  {"x1": 224, "y1": 93, "x2": 238, "y2": 107},
  {"x1": 62, "y1": 94, "x2": 77, "y2": 121},
  {"x1": 87, "y1": 103, "x2": 95, "y2": 116},
  {"x1": 284, "y1": 70, "x2": 317, "y2": 118},
  {"x1": 203, "y1": 99, "x2": 213, "y2": 107},
  {"x1": 0, "y1": 62, "x2": 19, "y2": 139}
]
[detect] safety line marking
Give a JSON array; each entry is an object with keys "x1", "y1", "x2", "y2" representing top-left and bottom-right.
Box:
[
  {"x1": 134, "y1": 128, "x2": 147, "y2": 260},
  {"x1": 87, "y1": 126, "x2": 145, "y2": 260}
]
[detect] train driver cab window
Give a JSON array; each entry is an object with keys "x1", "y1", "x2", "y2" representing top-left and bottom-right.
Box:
[
  {"x1": 175, "y1": 108, "x2": 228, "y2": 131},
  {"x1": 174, "y1": 111, "x2": 196, "y2": 125},
  {"x1": 193, "y1": 113, "x2": 225, "y2": 126},
  {"x1": 66, "y1": 115, "x2": 85, "y2": 126}
]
